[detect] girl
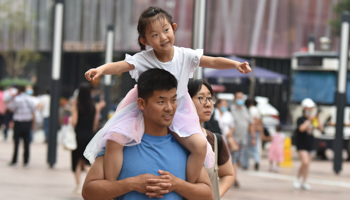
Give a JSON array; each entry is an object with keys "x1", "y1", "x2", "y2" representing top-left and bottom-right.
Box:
[
  {"x1": 84, "y1": 6, "x2": 250, "y2": 184},
  {"x1": 268, "y1": 125, "x2": 284, "y2": 173}
]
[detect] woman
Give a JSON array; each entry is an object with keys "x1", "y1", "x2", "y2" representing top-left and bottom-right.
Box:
[
  {"x1": 71, "y1": 82, "x2": 105, "y2": 193},
  {"x1": 188, "y1": 79, "x2": 235, "y2": 199},
  {"x1": 293, "y1": 98, "x2": 323, "y2": 190}
]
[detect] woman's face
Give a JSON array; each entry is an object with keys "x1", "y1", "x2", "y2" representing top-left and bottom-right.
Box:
[{"x1": 192, "y1": 84, "x2": 214, "y2": 123}]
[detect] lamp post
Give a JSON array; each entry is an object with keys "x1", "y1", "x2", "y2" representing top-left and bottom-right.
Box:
[
  {"x1": 48, "y1": 0, "x2": 64, "y2": 168},
  {"x1": 102, "y1": 25, "x2": 114, "y2": 121},
  {"x1": 334, "y1": 11, "x2": 350, "y2": 174},
  {"x1": 192, "y1": 0, "x2": 206, "y2": 79}
]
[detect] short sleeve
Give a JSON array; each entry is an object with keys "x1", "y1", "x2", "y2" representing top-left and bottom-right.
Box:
[
  {"x1": 126, "y1": 54, "x2": 140, "y2": 80},
  {"x1": 189, "y1": 49, "x2": 204, "y2": 78},
  {"x1": 297, "y1": 117, "x2": 305, "y2": 127}
]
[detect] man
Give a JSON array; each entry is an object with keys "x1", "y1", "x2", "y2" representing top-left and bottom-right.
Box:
[
  {"x1": 230, "y1": 92, "x2": 255, "y2": 187},
  {"x1": 82, "y1": 69, "x2": 213, "y2": 200},
  {"x1": 7, "y1": 85, "x2": 35, "y2": 166}
]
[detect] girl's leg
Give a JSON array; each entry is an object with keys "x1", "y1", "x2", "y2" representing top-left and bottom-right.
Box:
[
  {"x1": 298, "y1": 150, "x2": 310, "y2": 182},
  {"x1": 104, "y1": 140, "x2": 124, "y2": 181},
  {"x1": 173, "y1": 133, "x2": 207, "y2": 183}
]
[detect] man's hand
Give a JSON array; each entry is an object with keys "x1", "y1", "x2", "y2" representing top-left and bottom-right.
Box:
[
  {"x1": 85, "y1": 68, "x2": 103, "y2": 81},
  {"x1": 131, "y1": 174, "x2": 161, "y2": 194},
  {"x1": 145, "y1": 170, "x2": 179, "y2": 198},
  {"x1": 236, "y1": 62, "x2": 251, "y2": 74}
]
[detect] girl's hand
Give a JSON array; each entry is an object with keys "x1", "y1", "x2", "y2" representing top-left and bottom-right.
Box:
[
  {"x1": 85, "y1": 68, "x2": 102, "y2": 81},
  {"x1": 236, "y1": 62, "x2": 251, "y2": 74}
]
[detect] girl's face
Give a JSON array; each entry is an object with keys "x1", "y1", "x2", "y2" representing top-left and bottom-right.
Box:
[
  {"x1": 192, "y1": 84, "x2": 214, "y2": 124},
  {"x1": 140, "y1": 18, "x2": 177, "y2": 54}
]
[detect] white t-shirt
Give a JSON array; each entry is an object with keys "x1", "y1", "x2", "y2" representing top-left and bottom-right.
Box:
[
  {"x1": 214, "y1": 108, "x2": 235, "y2": 139},
  {"x1": 126, "y1": 46, "x2": 203, "y2": 98},
  {"x1": 40, "y1": 94, "x2": 51, "y2": 118},
  {"x1": 249, "y1": 106, "x2": 261, "y2": 119}
]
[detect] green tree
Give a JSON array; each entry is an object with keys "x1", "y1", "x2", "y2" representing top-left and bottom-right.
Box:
[
  {"x1": 330, "y1": 0, "x2": 350, "y2": 35},
  {"x1": 0, "y1": 0, "x2": 40, "y2": 78}
]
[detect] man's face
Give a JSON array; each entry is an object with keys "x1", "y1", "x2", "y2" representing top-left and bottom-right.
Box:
[
  {"x1": 139, "y1": 88, "x2": 177, "y2": 128},
  {"x1": 235, "y1": 92, "x2": 245, "y2": 107}
]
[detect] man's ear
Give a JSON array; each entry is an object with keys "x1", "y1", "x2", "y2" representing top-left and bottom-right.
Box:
[
  {"x1": 140, "y1": 38, "x2": 148, "y2": 46},
  {"x1": 137, "y1": 98, "x2": 146, "y2": 111},
  {"x1": 172, "y1": 23, "x2": 177, "y2": 32}
]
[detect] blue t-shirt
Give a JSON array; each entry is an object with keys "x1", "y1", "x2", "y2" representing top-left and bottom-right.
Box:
[{"x1": 97, "y1": 133, "x2": 189, "y2": 200}]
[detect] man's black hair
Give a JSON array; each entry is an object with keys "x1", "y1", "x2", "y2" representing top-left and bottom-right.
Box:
[{"x1": 138, "y1": 69, "x2": 177, "y2": 100}]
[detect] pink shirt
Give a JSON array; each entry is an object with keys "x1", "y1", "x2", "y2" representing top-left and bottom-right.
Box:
[{"x1": 0, "y1": 91, "x2": 6, "y2": 114}]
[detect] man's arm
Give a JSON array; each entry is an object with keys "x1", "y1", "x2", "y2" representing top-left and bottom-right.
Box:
[
  {"x1": 147, "y1": 167, "x2": 214, "y2": 200},
  {"x1": 82, "y1": 156, "x2": 159, "y2": 200}
]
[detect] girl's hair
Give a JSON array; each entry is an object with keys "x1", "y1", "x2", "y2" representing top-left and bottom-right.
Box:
[
  {"x1": 187, "y1": 79, "x2": 214, "y2": 98},
  {"x1": 276, "y1": 124, "x2": 282, "y2": 132},
  {"x1": 77, "y1": 82, "x2": 95, "y2": 115},
  {"x1": 137, "y1": 6, "x2": 174, "y2": 50}
]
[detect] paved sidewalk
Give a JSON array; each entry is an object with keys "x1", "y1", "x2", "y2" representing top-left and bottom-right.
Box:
[{"x1": 1, "y1": 130, "x2": 350, "y2": 200}]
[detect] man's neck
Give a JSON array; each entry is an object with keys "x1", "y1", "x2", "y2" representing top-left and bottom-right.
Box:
[{"x1": 143, "y1": 121, "x2": 169, "y2": 136}]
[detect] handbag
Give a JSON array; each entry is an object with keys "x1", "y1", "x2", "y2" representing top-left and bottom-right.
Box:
[{"x1": 61, "y1": 122, "x2": 77, "y2": 150}]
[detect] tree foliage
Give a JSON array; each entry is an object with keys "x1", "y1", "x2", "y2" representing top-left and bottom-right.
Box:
[
  {"x1": 330, "y1": 0, "x2": 350, "y2": 36},
  {"x1": 0, "y1": 0, "x2": 41, "y2": 78}
]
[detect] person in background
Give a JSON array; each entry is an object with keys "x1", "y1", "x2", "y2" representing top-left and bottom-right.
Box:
[
  {"x1": 0, "y1": 86, "x2": 6, "y2": 139},
  {"x1": 230, "y1": 92, "x2": 255, "y2": 188},
  {"x1": 70, "y1": 82, "x2": 106, "y2": 193},
  {"x1": 26, "y1": 85, "x2": 43, "y2": 142},
  {"x1": 188, "y1": 79, "x2": 235, "y2": 199},
  {"x1": 40, "y1": 89, "x2": 51, "y2": 142},
  {"x1": 293, "y1": 98, "x2": 323, "y2": 190},
  {"x1": 268, "y1": 124, "x2": 285, "y2": 173},
  {"x1": 7, "y1": 85, "x2": 35, "y2": 167},
  {"x1": 214, "y1": 99, "x2": 238, "y2": 153},
  {"x1": 244, "y1": 99, "x2": 263, "y2": 171}
]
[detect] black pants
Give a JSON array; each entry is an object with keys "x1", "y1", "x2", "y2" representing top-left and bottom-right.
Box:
[{"x1": 11, "y1": 121, "x2": 32, "y2": 164}]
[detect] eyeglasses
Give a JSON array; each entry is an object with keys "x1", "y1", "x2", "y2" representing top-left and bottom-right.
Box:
[{"x1": 198, "y1": 97, "x2": 216, "y2": 105}]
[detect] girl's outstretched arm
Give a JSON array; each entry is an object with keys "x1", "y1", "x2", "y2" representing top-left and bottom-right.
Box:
[
  {"x1": 85, "y1": 61, "x2": 135, "y2": 81},
  {"x1": 199, "y1": 56, "x2": 251, "y2": 73}
]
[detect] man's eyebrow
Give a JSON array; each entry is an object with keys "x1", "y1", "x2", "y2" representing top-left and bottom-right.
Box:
[{"x1": 172, "y1": 94, "x2": 177, "y2": 98}]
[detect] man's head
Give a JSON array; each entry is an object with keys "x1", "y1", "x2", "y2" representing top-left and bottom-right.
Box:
[
  {"x1": 137, "y1": 69, "x2": 178, "y2": 128},
  {"x1": 234, "y1": 91, "x2": 245, "y2": 107}
]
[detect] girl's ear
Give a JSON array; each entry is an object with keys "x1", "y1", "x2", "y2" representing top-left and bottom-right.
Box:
[
  {"x1": 140, "y1": 38, "x2": 148, "y2": 46},
  {"x1": 172, "y1": 23, "x2": 177, "y2": 32},
  {"x1": 137, "y1": 98, "x2": 146, "y2": 111}
]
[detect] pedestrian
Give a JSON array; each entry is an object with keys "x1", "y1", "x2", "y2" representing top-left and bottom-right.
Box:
[
  {"x1": 84, "y1": 6, "x2": 251, "y2": 186},
  {"x1": 230, "y1": 92, "x2": 255, "y2": 187},
  {"x1": 40, "y1": 89, "x2": 51, "y2": 142},
  {"x1": 268, "y1": 124, "x2": 285, "y2": 173},
  {"x1": 82, "y1": 69, "x2": 213, "y2": 200},
  {"x1": 188, "y1": 79, "x2": 235, "y2": 199},
  {"x1": 244, "y1": 98, "x2": 263, "y2": 171},
  {"x1": 26, "y1": 85, "x2": 43, "y2": 142},
  {"x1": 0, "y1": 86, "x2": 6, "y2": 138},
  {"x1": 70, "y1": 82, "x2": 105, "y2": 193},
  {"x1": 7, "y1": 85, "x2": 35, "y2": 167},
  {"x1": 214, "y1": 98, "x2": 238, "y2": 153},
  {"x1": 293, "y1": 98, "x2": 323, "y2": 190}
]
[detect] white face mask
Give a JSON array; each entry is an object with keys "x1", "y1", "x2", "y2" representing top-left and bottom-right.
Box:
[{"x1": 304, "y1": 111, "x2": 311, "y2": 116}]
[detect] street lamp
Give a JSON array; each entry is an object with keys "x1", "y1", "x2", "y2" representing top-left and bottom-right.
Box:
[{"x1": 48, "y1": 0, "x2": 64, "y2": 168}]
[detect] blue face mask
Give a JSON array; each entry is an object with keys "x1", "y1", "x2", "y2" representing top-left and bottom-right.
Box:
[
  {"x1": 236, "y1": 99, "x2": 245, "y2": 106},
  {"x1": 220, "y1": 107, "x2": 228, "y2": 113},
  {"x1": 26, "y1": 90, "x2": 33, "y2": 95}
]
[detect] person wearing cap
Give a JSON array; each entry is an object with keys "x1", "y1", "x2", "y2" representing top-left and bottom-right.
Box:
[{"x1": 293, "y1": 98, "x2": 323, "y2": 190}]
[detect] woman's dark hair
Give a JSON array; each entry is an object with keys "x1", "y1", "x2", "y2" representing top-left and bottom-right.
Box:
[
  {"x1": 137, "y1": 6, "x2": 174, "y2": 50},
  {"x1": 245, "y1": 98, "x2": 257, "y2": 108},
  {"x1": 187, "y1": 79, "x2": 214, "y2": 98},
  {"x1": 77, "y1": 82, "x2": 95, "y2": 115}
]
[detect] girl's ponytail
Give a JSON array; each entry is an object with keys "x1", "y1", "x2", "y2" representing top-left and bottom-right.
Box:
[{"x1": 138, "y1": 35, "x2": 146, "y2": 50}]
